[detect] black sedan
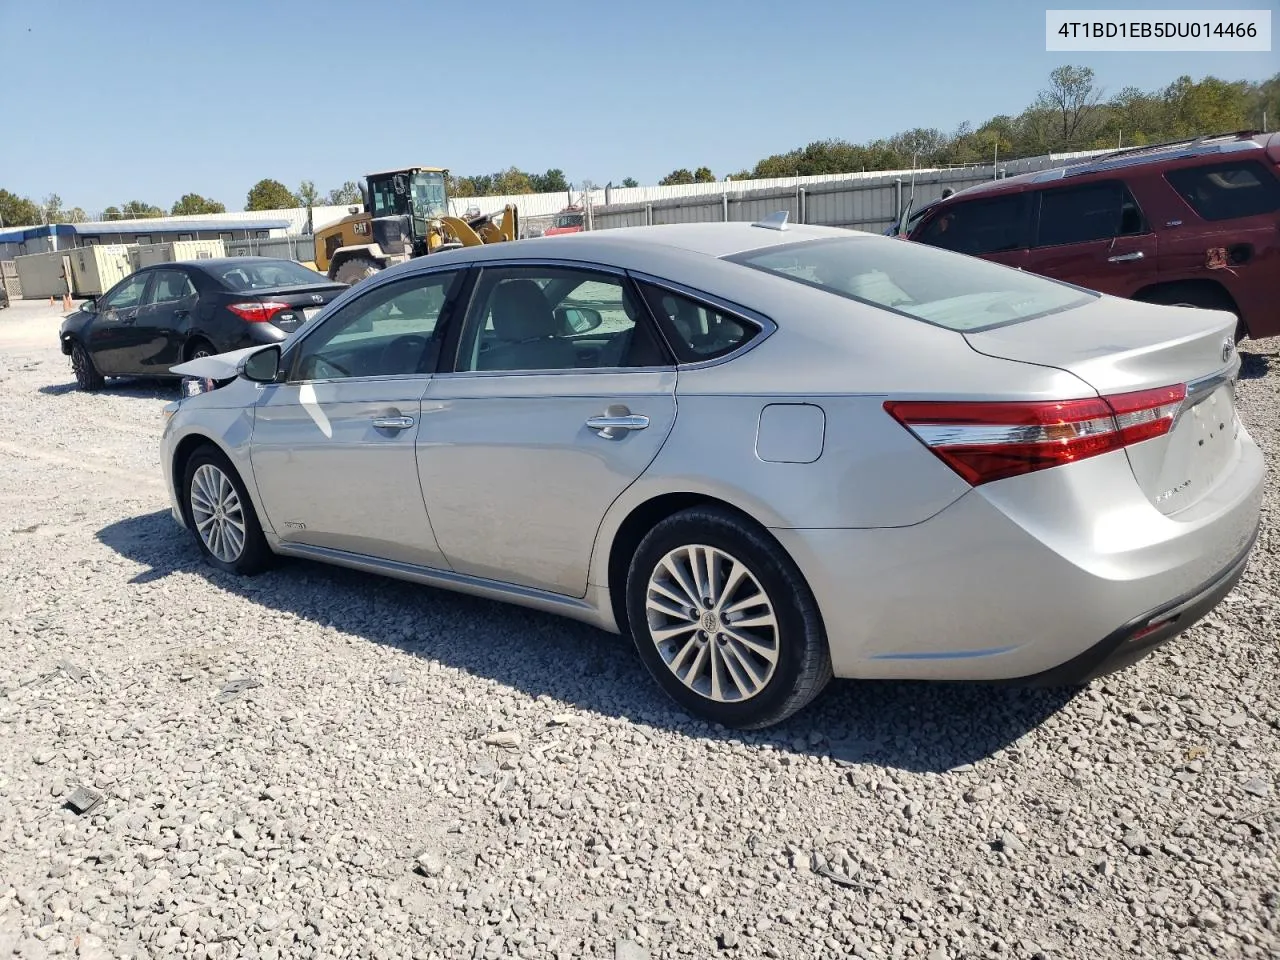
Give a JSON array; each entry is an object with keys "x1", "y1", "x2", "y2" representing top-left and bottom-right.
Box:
[{"x1": 59, "y1": 257, "x2": 348, "y2": 391}]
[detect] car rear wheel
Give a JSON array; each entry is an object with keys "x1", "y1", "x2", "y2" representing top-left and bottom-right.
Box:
[
  {"x1": 334, "y1": 256, "x2": 382, "y2": 287},
  {"x1": 70, "y1": 340, "x2": 105, "y2": 391},
  {"x1": 185, "y1": 337, "x2": 216, "y2": 361},
  {"x1": 181, "y1": 445, "x2": 272, "y2": 575},
  {"x1": 625, "y1": 505, "x2": 832, "y2": 729},
  {"x1": 1137, "y1": 284, "x2": 1246, "y2": 342}
]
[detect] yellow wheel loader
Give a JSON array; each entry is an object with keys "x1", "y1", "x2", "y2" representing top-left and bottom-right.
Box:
[{"x1": 313, "y1": 167, "x2": 520, "y2": 286}]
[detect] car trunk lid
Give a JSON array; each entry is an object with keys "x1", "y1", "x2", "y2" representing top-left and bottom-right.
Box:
[{"x1": 963, "y1": 296, "x2": 1242, "y2": 515}]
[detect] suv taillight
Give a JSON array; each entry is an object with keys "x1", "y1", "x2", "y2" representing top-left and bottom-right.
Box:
[{"x1": 884, "y1": 385, "x2": 1187, "y2": 485}]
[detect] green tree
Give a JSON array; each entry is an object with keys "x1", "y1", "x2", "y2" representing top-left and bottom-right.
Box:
[
  {"x1": 42, "y1": 193, "x2": 64, "y2": 222},
  {"x1": 170, "y1": 193, "x2": 226, "y2": 216},
  {"x1": 0, "y1": 190, "x2": 42, "y2": 226},
  {"x1": 529, "y1": 169, "x2": 569, "y2": 193},
  {"x1": 1035, "y1": 65, "x2": 1105, "y2": 148},
  {"x1": 326, "y1": 181, "x2": 362, "y2": 205},
  {"x1": 492, "y1": 167, "x2": 534, "y2": 194},
  {"x1": 245, "y1": 178, "x2": 298, "y2": 211},
  {"x1": 621, "y1": 177, "x2": 639, "y2": 188},
  {"x1": 64, "y1": 207, "x2": 88, "y2": 223},
  {"x1": 120, "y1": 200, "x2": 164, "y2": 219},
  {"x1": 693, "y1": 166, "x2": 715, "y2": 182},
  {"x1": 102, "y1": 205, "x2": 123, "y2": 221},
  {"x1": 659, "y1": 168, "x2": 695, "y2": 185},
  {"x1": 295, "y1": 180, "x2": 320, "y2": 207}
]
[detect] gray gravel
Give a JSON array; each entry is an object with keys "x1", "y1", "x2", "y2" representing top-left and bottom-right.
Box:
[{"x1": 1, "y1": 301, "x2": 1278, "y2": 959}]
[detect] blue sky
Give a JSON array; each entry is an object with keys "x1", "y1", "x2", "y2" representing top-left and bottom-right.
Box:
[{"x1": 1, "y1": 0, "x2": 1275, "y2": 213}]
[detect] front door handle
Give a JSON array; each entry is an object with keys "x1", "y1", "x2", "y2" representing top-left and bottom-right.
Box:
[
  {"x1": 372, "y1": 415, "x2": 414, "y2": 431},
  {"x1": 1107, "y1": 251, "x2": 1145, "y2": 263},
  {"x1": 586, "y1": 412, "x2": 649, "y2": 440}
]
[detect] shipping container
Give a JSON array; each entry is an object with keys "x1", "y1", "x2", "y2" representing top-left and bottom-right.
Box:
[
  {"x1": 130, "y1": 239, "x2": 226, "y2": 270},
  {"x1": 69, "y1": 245, "x2": 133, "y2": 296},
  {"x1": 13, "y1": 250, "x2": 74, "y2": 299}
]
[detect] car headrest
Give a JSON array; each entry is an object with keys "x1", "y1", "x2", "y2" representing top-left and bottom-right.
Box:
[{"x1": 491, "y1": 279, "x2": 556, "y2": 341}]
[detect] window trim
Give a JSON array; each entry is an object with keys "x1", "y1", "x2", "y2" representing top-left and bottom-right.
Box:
[
  {"x1": 1029, "y1": 178, "x2": 1150, "y2": 250},
  {"x1": 282, "y1": 268, "x2": 469, "y2": 385},
  {"x1": 627, "y1": 271, "x2": 774, "y2": 370},
  {"x1": 438, "y1": 260, "x2": 677, "y2": 378}
]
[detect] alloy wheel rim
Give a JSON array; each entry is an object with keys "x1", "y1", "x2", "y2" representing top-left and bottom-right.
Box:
[
  {"x1": 645, "y1": 544, "x2": 780, "y2": 703},
  {"x1": 189, "y1": 463, "x2": 246, "y2": 563}
]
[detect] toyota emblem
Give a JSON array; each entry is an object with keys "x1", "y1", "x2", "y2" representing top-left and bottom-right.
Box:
[
  {"x1": 1222, "y1": 338, "x2": 1233, "y2": 363},
  {"x1": 311, "y1": 294, "x2": 323, "y2": 304}
]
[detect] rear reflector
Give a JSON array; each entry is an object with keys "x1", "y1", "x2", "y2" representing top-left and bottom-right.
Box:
[
  {"x1": 884, "y1": 384, "x2": 1187, "y2": 486},
  {"x1": 227, "y1": 301, "x2": 290, "y2": 323}
]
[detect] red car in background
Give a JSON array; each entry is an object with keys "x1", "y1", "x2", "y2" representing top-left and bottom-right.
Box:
[
  {"x1": 545, "y1": 206, "x2": 586, "y2": 236},
  {"x1": 905, "y1": 130, "x2": 1280, "y2": 341}
]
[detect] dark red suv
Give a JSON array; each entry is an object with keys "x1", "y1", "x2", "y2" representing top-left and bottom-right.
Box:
[{"x1": 906, "y1": 131, "x2": 1280, "y2": 341}]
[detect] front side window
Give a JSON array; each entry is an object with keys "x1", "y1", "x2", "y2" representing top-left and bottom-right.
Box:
[
  {"x1": 731, "y1": 235, "x2": 1095, "y2": 333},
  {"x1": 453, "y1": 267, "x2": 665, "y2": 373},
  {"x1": 1164, "y1": 160, "x2": 1280, "y2": 221},
  {"x1": 915, "y1": 194, "x2": 1029, "y2": 255},
  {"x1": 292, "y1": 271, "x2": 463, "y2": 381},
  {"x1": 100, "y1": 272, "x2": 150, "y2": 312},
  {"x1": 1034, "y1": 180, "x2": 1147, "y2": 247},
  {"x1": 637, "y1": 284, "x2": 759, "y2": 363}
]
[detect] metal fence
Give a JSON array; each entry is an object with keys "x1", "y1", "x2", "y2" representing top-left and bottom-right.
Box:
[
  {"x1": 586, "y1": 150, "x2": 1109, "y2": 235},
  {"x1": 222, "y1": 235, "x2": 318, "y2": 262},
  {"x1": 0, "y1": 260, "x2": 20, "y2": 300}
]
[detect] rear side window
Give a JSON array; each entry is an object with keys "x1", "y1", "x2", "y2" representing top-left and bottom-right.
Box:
[
  {"x1": 730, "y1": 235, "x2": 1095, "y2": 333},
  {"x1": 1034, "y1": 180, "x2": 1147, "y2": 247},
  {"x1": 915, "y1": 194, "x2": 1028, "y2": 255},
  {"x1": 636, "y1": 283, "x2": 760, "y2": 363},
  {"x1": 1164, "y1": 160, "x2": 1280, "y2": 221}
]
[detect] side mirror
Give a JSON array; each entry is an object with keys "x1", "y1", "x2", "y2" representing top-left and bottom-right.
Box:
[
  {"x1": 81, "y1": 297, "x2": 97, "y2": 312},
  {"x1": 556, "y1": 306, "x2": 603, "y2": 335},
  {"x1": 240, "y1": 345, "x2": 281, "y2": 383}
]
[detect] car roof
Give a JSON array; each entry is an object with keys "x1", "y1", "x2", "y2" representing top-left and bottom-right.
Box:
[
  {"x1": 946, "y1": 130, "x2": 1271, "y2": 202},
  {"x1": 153, "y1": 256, "x2": 310, "y2": 272}
]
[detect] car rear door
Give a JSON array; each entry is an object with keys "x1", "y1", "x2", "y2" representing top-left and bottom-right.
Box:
[
  {"x1": 1024, "y1": 179, "x2": 1158, "y2": 295},
  {"x1": 132, "y1": 268, "x2": 198, "y2": 372},
  {"x1": 86, "y1": 271, "x2": 154, "y2": 375},
  {"x1": 418, "y1": 263, "x2": 677, "y2": 597},
  {"x1": 249, "y1": 269, "x2": 467, "y2": 568}
]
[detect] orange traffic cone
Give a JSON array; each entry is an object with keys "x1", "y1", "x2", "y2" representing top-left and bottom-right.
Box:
[
  {"x1": 63, "y1": 293, "x2": 72, "y2": 310},
  {"x1": 49, "y1": 295, "x2": 55, "y2": 306}
]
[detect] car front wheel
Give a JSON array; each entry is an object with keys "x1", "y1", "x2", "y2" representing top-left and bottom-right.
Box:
[
  {"x1": 625, "y1": 505, "x2": 832, "y2": 730},
  {"x1": 181, "y1": 445, "x2": 272, "y2": 575},
  {"x1": 70, "y1": 340, "x2": 105, "y2": 391}
]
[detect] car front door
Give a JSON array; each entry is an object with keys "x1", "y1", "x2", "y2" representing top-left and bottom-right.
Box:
[
  {"x1": 1024, "y1": 179, "x2": 1159, "y2": 295},
  {"x1": 86, "y1": 271, "x2": 154, "y2": 375},
  {"x1": 419, "y1": 263, "x2": 678, "y2": 597},
  {"x1": 132, "y1": 268, "x2": 199, "y2": 372},
  {"x1": 249, "y1": 268, "x2": 467, "y2": 568}
]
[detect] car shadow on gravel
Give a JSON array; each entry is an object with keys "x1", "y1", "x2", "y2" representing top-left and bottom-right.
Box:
[
  {"x1": 40, "y1": 377, "x2": 180, "y2": 400},
  {"x1": 97, "y1": 510, "x2": 1079, "y2": 774},
  {"x1": 1238, "y1": 350, "x2": 1273, "y2": 381}
]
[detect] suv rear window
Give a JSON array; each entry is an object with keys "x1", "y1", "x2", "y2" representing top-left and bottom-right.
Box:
[
  {"x1": 731, "y1": 236, "x2": 1095, "y2": 332},
  {"x1": 1164, "y1": 160, "x2": 1280, "y2": 221}
]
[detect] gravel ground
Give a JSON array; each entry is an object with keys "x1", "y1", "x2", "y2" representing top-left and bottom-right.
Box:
[{"x1": 1, "y1": 300, "x2": 1278, "y2": 960}]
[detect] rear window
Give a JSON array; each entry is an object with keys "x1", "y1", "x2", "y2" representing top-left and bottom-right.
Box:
[
  {"x1": 730, "y1": 236, "x2": 1095, "y2": 332},
  {"x1": 215, "y1": 260, "x2": 328, "y2": 291},
  {"x1": 1164, "y1": 160, "x2": 1280, "y2": 221}
]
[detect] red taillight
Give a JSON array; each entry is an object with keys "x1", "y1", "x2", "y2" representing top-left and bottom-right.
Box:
[
  {"x1": 884, "y1": 384, "x2": 1187, "y2": 486},
  {"x1": 227, "y1": 301, "x2": 290, "y2": 323}
]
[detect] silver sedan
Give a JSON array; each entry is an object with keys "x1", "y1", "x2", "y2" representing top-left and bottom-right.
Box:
[{"x1": 159, "y1": 218, "x2": 1264, "y2": 729}]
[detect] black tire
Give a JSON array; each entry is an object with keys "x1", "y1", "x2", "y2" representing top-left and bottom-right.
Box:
[
  {"x1": 185, "y1": 337, "x2": 217, "y2": 361},
  {"x1": 625, "y1": 505, "x2": 833, "y2": 730},
  {"x1": 334, "y1": 256, "x2": 382, "y2": 287},
  {"x1": 180, "y1": 444, "x2": 273, "y2": 576},
  {"x1": 69, "y1": 340, "x2": 105, "y2": 391},
  {"x1": 1136, "y1": 283, "x2": 1247, "y2": 342}
]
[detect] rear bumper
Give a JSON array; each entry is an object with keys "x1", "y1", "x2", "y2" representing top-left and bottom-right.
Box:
[
  {"x1": 1005, "y1": 526, "x2": 1257, "y2": 686},
  {"x1": 772, "y1": 428, "x2": 1264, "y2": 681}
]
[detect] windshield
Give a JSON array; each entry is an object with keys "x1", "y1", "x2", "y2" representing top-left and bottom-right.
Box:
[
  {"x1": 554, "y1": 213, "x2": 583, "y2": 228},
  {"x1": 730, "y1": 236, "x2": 1095, "y2": 332},
  {"x1": 367, "y1": 171, "x2": 447, "y2": 220},
  {"x1": 409, "y1": 172, "x2": 447, "y2": 219},
  {"x1": 216, "y1": 260, "x2": 329, "y2": 290}
]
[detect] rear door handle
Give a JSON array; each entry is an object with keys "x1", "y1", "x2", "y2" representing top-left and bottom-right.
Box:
[
  {"x1": 372, "y1": 415, "x2": 414, "y2": 431},
  {"x1": 586, "y1": 413, "x2": 649, "y2": 439},
  {"x1": 1107, "y1": 251, "x2": 1144, "y2": 263}
]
